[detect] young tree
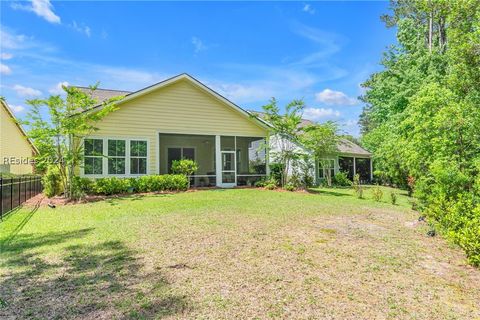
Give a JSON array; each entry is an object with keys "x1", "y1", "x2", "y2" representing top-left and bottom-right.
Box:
[
  {"x1": 261, "y1": 98, "x2": 304, "y2": 187},
  {"x1": 301, "y1": 121, "x2": 339, "y2": 186},
  {"x1": 24, "y1": 84, "x2": 122, "y2": 199}
]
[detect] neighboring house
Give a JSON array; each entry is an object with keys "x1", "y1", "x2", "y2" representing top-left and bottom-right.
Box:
[
  {"x1": 251, "y1": 112, "x2": 373, "y2": 184},
  {"x1": 75, "y1": 73, "x2": 270, "y2": 187},
  {"x1": 0, "y1": 100, "x2": 37, "y2": 174}
]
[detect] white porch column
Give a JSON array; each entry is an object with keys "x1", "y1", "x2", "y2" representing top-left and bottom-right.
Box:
[
  {"x1": 370, "y1": 158, "x2": 373, "y2": 182},
  {"x1": 353, "y1": 157, "x2": 356, "y2": 177},
  {"x1": 215, "y1": 135, "x2": 222, "y2": 187},
  {"x1": 265, "y1": 135, "x2": 270, "y2": 177}
]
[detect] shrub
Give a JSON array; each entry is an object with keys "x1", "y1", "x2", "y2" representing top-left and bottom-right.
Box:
[
  {"x1": 390, "y1": 191, "x2": 397, "y2": 205},
  {"x1": 171, "y1": 159, "x2": 198, "y2": 188},
  {"x1": 284, "y1": 183, "x2": 295, "y2": 191},
  {"x1": 372, "y1": 186, "x2": 383, "y2": 202},
  {"x1": 269, "y1": 163, "x2": 283, "y2": 186},
  {"x1": 43, "y1": 166, "x2": 63, "y2": 198},
  {"x1": 332, "y1": 172, "x2": 352, "y2": 187},
  {"x1": 265, "y1": 182, "x2": 277, "y2": 190},
  {"x1": 135, "y1": 174, "x2": 188, "y2": 192},
  {"x1": 95, "y1": 177, "x2": 131, "y2": 195},
  {"x1": 352, "y1": 174, "x2": 363, "y2": 199},
  {"x1": 426, "y1": 194, "x2": 480, "y2": 266},
  {"x1": 71, "y1": 177, "x2": 95, "y2": 200},
  {"x1": 254, "y1": 178, "x2": 267, "y2": 188}
]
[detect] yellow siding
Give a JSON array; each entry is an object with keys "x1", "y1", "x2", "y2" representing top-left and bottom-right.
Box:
[
  {"x1": 0, "y1": 103, "x2": 34, "y2": 174},
  {"x1": 91, "y1": 78, "x2": 267, "y2": 174}
]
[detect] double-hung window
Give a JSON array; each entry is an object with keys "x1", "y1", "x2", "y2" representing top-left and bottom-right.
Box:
[
  {"x1": 108, "y1": 139, "x2": 126, "y2": 175},
  {"x1": 84, "y1": 139, "x2": 103, "y2": 175},
  {"x1": 130, "y1": 140, "x2": 147, "y2": 175}
]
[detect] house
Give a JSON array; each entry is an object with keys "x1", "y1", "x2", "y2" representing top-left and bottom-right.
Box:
[
  {"x1": 0, "y1": 100, "x2": 37, "y2": 174},
  {"x1": 75, "y1": 73, "x2": 270, "y2": 188},
  {"x1": 251, "y1": 113, "x2": 373, "y2": 184},
  {"x1": 76, "y1": 73, "x2": 371, "y2": 187}
]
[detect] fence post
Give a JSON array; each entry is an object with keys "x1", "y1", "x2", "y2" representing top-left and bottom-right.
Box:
[
  {"x1": 0, "y1": 177, "x2": 3, "y2": 220},
  {"x1": 10, "y1": 178, "x2": 13, "y2": 213},
  {"x1": 18, "y1": 177, "x2": 21, "y2": 206}
]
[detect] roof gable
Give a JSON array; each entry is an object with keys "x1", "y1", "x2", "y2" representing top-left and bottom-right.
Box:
[{"x1": 75, "y1": 74, "x2": 269, "y2": 131}]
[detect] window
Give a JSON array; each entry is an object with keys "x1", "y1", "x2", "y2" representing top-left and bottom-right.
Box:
[
  {"x1": 319, "y1": 159, "x2": 335, "y2": 179},
  {"x1": 108, "y1": 139, "x2": 126, "y2": 174},
  {"x1": 130, "y1": 140, "x2": 147, "y2": 175},
  {"x1": 84, "y1": 139, "x2": 103, "y2": 175},
  {"x1": 167, "y1": 147, "x2": 195, "y2": 173}
]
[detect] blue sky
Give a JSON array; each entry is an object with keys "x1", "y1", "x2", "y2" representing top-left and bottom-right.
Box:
[{"x1": 0, "y1": 1, "x2": 395, "y2": 136}]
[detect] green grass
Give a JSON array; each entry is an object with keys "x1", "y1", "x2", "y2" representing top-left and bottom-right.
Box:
[{"x1": 1, "y1": 188, "x2": 479, "y2": 319}]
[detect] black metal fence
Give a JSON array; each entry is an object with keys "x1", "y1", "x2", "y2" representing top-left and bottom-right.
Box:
[{"x1": 0, "y1": 176, "x2": 43, "y2": 220}]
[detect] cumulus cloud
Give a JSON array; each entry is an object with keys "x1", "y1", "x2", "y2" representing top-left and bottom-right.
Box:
[
  {"x1": 11, "y1": 0, "x2": 61, "y2": 24},
  {"x1": 0, "y1": 63, "x2": 12, "y2": 75},
  {"x1": 315, "y1": 89, "x2": 358, "y2": 106},
  {"x1": 10, "y1": 104, "x2": 25, "y2": 113},
  {"x1": 302, "y1": 4, "x2": 315, "y2": 14},
  {"x1": 49, "y1": 81, "x2": 69, "y2": 94},
  {"x1": 303, "y1": 107, "x2": 341, "y2": 120},
  {"x1": 13, "y1": 84, "x2": 42, "y2": 97},
  {"x1": 191, "y1": 37, "x2": 207, "y2": 53}
]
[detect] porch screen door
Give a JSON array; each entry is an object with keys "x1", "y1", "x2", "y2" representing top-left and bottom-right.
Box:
[{"x1": 221, "y1": 151, "x2": 236, "y2": 187}]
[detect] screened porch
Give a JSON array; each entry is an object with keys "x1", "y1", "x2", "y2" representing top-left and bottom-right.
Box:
[{"x1": 158, "y1": 133, "x2": 267, "y2": 187}]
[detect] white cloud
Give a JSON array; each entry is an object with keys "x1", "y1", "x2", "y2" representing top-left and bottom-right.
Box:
[
  {"x1": 70, "y1": 21, "x2": 91, "y2": 37},
  {"x1": 191, "y1": 37, "x2": 207, "y2": 53},
  {"x1": 290, "y1": 23, "x2": 344, "y2": 66},
  {"x1": 49, "y1": 81, "x2": 69, "y2": 94},
  {"x1": 302, "y1": 4, "x2": 315, "y2": 14},
  {"x1": 13, "y1": 84, "x2": 42, "y2": 97},
  {"x1": 0, "y1": 63, "x2": 12, "y2": 75},
  {"x1": 315, "y1": 89, "x2": 358, "y2": 106},
  {"x1": 1, "y1": 53, "x2": 13, "y2": 60},
  {"x1": 11, "y1": 0, "x2": 61, "y2": 24},
  {"x1": 303, "y1": 107, "x2": 341, "y2": 120},
  {"x1": 10, "y1": 104, "x2": 25, "y2": 113},
  {"x1": 0, "y1": 28, "x2": 28, "y2": 50}
]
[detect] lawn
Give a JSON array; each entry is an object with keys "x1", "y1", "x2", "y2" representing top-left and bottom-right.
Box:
[{"x1": 1, "y1": 188, "x2": 479, "y2": 319}]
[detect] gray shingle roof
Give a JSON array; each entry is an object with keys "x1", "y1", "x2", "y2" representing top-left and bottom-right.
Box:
[
  {"x1": 73, "y1": 86, "x2": 131, "y2": 103},
  {"x1": 336, "y1": 138, "x2": 371, "y2": 156}
]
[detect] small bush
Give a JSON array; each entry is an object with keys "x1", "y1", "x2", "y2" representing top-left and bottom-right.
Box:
[
  {"x1": 43, "y1": 166, "x2": 63, "y2": 198},
  {"x1": 265, "y1": 182, "x2": 277, "y2": 190},
  {"x1": 352, "y1": 174, "x2": 363, "y2": 199},
  {"x1": 372, "y1": 186, "x2": 383, "y2": 202},
  {"x1": 284, "y1": 183, "x2": 295, "y2": 191},
  {"x1": 171, "y1": 159, "x2": 198, "y2": 188},
  {"x1": 332, "y1": 172, "x2": 352, "y2": 187},
  {"x1": 71, "y1": 176, "x2": 95, "y2": 200},
  {"x1": 390, "y1": 191, "x2": 397, "y2": 205},
  {"x1": 269, "y1": 163, "x2": 283, "y2": 185},
  {"x1": 254, "y1": 179, "x2": 267, "y2": 188},
  {"x1": 95, "y1": 177, "x2": 131, "y2": 195}
]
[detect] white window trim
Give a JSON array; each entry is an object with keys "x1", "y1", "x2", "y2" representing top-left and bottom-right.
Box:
[
  {"x1": 129, "y1": 140, "x2": 149, "y2": 175},
  {"x1": 80, "y1": 136, "x2": 149, "y2": 178},
  {"x1": 84, "y1": 138, "x2": 104, "y2": 176}
]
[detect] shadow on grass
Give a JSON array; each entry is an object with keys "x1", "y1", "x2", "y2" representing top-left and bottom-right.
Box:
[
  {"x1": 307, "y1": 189, "x2": 352, "y2": 197},
  {"x1": 0, "y1": 228, "x2": 189, "y2": 319}
]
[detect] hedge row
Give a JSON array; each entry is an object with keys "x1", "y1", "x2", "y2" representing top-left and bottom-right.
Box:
[{"x1": 72, "y1": 174, "x2": 189, "y2": 196}]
